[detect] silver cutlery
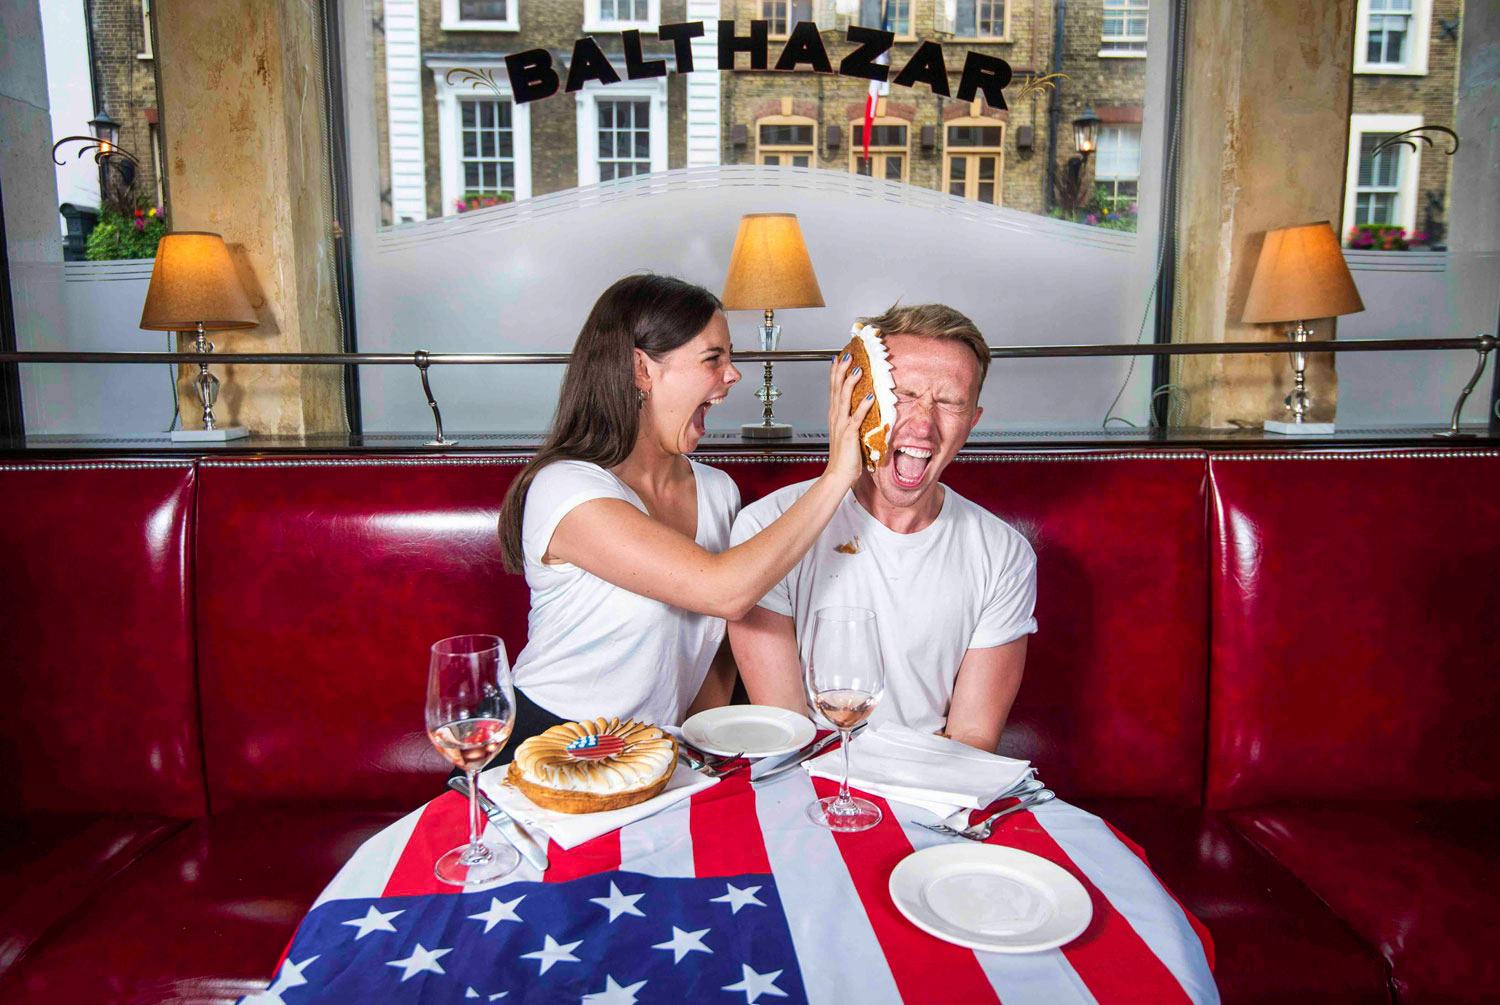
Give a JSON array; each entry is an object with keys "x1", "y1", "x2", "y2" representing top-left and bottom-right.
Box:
[
  {"x1": 678, "y1": 746, "x2": 745, "y2": 777},
  {"x1": 751, "y1": 723, "x2": 867, "y2": 785},
  {"x1": 919, "y1": 788, "x2": 1056, "y2": 842},
  {"x1": 448, "y1": 775, "x2": 550, "y2": 872}
]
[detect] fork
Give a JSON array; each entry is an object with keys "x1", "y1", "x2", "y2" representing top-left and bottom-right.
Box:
[
  {"x1": 678, "y1": 743, "x2": 745, "y2": 778},
  {"x1": 920, "y1": 789, "x2": 1056, "y2": 842}
]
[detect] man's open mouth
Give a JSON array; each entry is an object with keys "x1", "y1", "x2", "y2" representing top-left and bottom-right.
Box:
[{"x1": 891, "y1": 445, "x2": 932, "y2": 488}]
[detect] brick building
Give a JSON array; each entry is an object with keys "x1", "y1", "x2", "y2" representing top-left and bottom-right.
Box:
[
  {"x1": 377, "y1": 0, "x2": 705, "y2": 224},
  {"x1": 1345, "y1": 0, "x2": 1463, "y2": 246},
  {"x1": 88, "y1": 0, "x2": 164, "y2": 210},
  {"x1": 718, "y1": 0, "x2": 1150, "y2": 219}
]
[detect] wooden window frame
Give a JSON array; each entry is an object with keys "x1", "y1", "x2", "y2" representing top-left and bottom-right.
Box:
[
  {"x1": 756, "y1": 114, "x2": 818, "y2": 167},
  {"x1": 847, "y1": 116, "x2": 911, "y2": 184},
  {"x1": 942, "y1": 118, "x2": 1005, "y2": 204}
]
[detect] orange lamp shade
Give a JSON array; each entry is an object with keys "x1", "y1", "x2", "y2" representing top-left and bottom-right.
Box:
[
  {"x1": 139, "y1": 232, "x2": 258, "y2": 332},
  {"x1": 720, "y1": 213, "x2": 826, "y2": 311},
  {"x1": 1242, "y1": 221, "x2": 1365, "y2": 324}
]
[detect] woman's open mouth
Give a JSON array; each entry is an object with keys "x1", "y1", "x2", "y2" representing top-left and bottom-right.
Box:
[
  {"x1": 891, "y1": 445, "x2": 933, "y2": 488},
  {"x1": 690, "y1": 394, "x2": 725, "y2": 436}
]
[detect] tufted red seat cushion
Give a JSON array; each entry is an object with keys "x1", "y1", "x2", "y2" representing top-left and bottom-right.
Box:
[
  {"x1": 1207, "y1": 451, "x2": 1500, "y2": 1002},
  {"x1": 193, "y1": 457, "x2": 530, "y2": 812},
  {"x1": 1230, "y1": 803, "x2": 1500, "y2": 1004},
  {"x1": 0, "y1": 816, "x2": 185, "y2": 978},
  {"x1": 1079, "y1": 799, "x2": 1390, "y2": 1004},
  {"x1": 0, "y1": 810, "x2": 401, "y2": 1005}
]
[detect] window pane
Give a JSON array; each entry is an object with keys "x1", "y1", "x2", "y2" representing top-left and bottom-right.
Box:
[
  {"x1": 459, "y1": 0, "x2": 507, "y2": 20},
  {"x1": 792, "y1": 154, "x2": 810, "y2": 167},
  {"x1": 764, "y1": 154, "x2": 780, "y2": 166},
  {"x1": 885, "y1": 156, "x2": 903, "y2": 180},
  {"x1": 978, "y1": 181, "x2": 995, "y2": 203}
]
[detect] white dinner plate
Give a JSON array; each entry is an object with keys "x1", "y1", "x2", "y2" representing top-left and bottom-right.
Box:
[
  {"x1": 889, "y1": 843, "x2": 1093, "y2": 954},
  {"x1": 680, "y1": 705, "x2": 817, "y2": 758}
]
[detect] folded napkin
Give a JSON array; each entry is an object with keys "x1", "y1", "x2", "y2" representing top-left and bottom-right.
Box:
[
  {"x1": 480, "y1": 762, "x2": 718, "y2": 851},
  {"x1": 804, "y1": 723, "x2": 1032, "y2": 818}
]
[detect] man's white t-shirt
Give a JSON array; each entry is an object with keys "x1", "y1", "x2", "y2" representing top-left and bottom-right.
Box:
[
  {"x1": 511, "y1": 459, "x2": 741, "y2": 725},
  {"x1": 729, "y1": 480, "x2": 1037, "y2": 735}
]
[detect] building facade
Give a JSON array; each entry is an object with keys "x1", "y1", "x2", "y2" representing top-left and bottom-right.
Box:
[
  {"x1": 1345, "y1": 0, "x2": 1463, "y2": 246},
  {"x1": 89, "y1": 0, "x2": 165, "y2": 211}
]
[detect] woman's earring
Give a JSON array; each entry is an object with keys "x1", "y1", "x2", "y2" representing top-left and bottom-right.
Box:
[{"x1": 637, "y1": 388, "x2": 647, "y2": 408}]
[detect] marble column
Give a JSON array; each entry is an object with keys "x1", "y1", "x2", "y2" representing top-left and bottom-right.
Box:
[
  {"x1": 155, "y1": 0, "x2": 345, "y2": 435},
  {"x1": 1172, "y1": 0, "x2": 1357, "y2": 428}
]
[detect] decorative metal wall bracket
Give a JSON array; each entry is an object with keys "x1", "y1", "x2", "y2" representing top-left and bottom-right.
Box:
[
  {"x1": 413, "y1": 351, "x2": 456, "y2": 447},
  {"x1": 1436, "y1": 334, "x2": 1494, "y2": 439}
]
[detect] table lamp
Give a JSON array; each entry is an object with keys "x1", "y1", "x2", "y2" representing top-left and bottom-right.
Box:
[
  {"x1": 721, "y1": 213, "x2": 825, "y2": 439},
  {"x1": 139, "y1": 232, "x2": 259, "y2": 442},
  {"x1": 1241, "y1": 221, "x2": 1365, "y2": 434}
]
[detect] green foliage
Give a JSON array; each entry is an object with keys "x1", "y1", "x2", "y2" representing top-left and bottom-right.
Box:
[{"x1": 84, "y1": 204, "x2": 168, "y2": 261}]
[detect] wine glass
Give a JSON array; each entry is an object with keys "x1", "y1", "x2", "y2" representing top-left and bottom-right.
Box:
[
  {"x1": 426, "y1": 634, "x2": 519, "y2": 886},
  {"x1": 805, "y1": 606, "x2": 885, "y2": 832}
]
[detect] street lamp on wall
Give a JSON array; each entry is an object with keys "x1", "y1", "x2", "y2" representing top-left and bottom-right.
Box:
[
  {"x1": 53, "y1": 107, "x2": 139, "y2": 213},
  {"x1": 1062, "y1": 106, "x2": 1102, "y2": 220}
]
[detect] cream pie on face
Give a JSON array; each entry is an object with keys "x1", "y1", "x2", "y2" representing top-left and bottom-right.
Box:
[
  {"x1": 507, "y1": 718, "x2": 677, "y2": 814},
  {"x1": 842, "y1": 323, "x2": 897, "y2": 470}
]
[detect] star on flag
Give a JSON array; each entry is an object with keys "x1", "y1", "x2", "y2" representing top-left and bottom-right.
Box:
[
  {"x1": 468, "y1": 894, "x2": 526, "y2": 932},
  {"x1": 341, "y1": 905, "x2": 401, "y2": 940},
  {"x1": 581, "y1": 975, "x2": 648, "y2": 1004},
  {"x1": 652, "y1": 926, "x2": 713, "y2": 964},
  {"x1": 520, "y1": 933, "x2": 583, "y2": 974},
  {"x1": 723, "y1": 963, "x2": 788, "y2": 1004},
  {"x1": 711, "y1": 882, "x2": 766, "y2": 914},
  {"x1": 385, "y1": 943, "x2": 451, "y2": 982},
  {"x1": 589, "y1": 881, "x2": 646, "y2": 922}
]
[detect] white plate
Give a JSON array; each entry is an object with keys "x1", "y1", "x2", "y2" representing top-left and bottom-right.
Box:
[
  {"x1": 889, "y1": 843, "x2": 1093, "y2": 954},
  {"x1": 680, "y1": 705, "x2": 817, "y2": 758}
]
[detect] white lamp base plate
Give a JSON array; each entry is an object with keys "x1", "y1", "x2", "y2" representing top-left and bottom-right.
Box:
[
  {"x1": 171, "y1": 426, "x2": 250, "y2": 442},
  {"x1": 1264, "y1": 419, "x2": 1335, "y2": 435}
]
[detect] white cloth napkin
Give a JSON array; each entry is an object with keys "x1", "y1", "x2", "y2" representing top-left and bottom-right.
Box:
[
  {"x1": 479, "y1": 762, "x2": 718, "y2": 851},
  {"x1": 804, "y1": 723, "x2": 1032, "y2": 818}
]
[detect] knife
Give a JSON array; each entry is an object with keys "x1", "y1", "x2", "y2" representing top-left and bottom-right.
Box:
[
  {"x1": 752, "y1": 724, "x2": 867, "y2": 784},
  {"x1": 448, "y1": 776, "x2": 550, "y2": 872}
]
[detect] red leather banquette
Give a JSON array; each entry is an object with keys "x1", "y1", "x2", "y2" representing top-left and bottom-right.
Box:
[{"x1": 1, "y1": 447, "x2": 1496, "y2": 1004}]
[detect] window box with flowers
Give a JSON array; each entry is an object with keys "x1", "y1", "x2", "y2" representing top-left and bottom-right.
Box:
[
  {"x1": 1347, "y1": 223, "x2": 1429, "y2": 250},
  {"x1": 455, "y1": 192, "x2": 514, "y2": 213},
  {"x1": 84, "y1": 203, "x2": 168, "y2": 261}
]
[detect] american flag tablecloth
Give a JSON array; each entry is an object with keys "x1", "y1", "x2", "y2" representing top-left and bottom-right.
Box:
[{"x1": 242, "y1": 771, "x2": 1218, "y2": 1004}]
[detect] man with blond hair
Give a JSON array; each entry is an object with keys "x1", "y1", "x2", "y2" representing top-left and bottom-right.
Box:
[{"x1": 728, "y1": 304, "x2": 1036, "y2": 751}]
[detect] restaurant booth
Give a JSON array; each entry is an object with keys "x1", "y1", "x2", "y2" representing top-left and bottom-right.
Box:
[{"x1": 2, "y1": 1, "x2": 1498, "y2": 1003}]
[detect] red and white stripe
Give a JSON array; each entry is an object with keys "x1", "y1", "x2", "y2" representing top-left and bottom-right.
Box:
[{"x1": 299, "y1": 772, "x2": 1218, "y2": 1004}]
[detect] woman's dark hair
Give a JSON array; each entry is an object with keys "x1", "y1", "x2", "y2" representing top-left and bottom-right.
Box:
[{"x1": 498, "y1": 274, "x2": 723, "y2": 573}]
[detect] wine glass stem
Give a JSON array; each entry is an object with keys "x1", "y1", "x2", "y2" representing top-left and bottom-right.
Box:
[
  {"x1": 837, "y1": 728, "x2": 852, "y2": 806},
  {"x1": 466, "y1": 766, "x2": 483, "y2": 850}
]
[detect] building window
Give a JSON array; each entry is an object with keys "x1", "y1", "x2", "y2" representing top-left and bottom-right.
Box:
[
  {"x1": 576, "y1": 82, "x2": 668, "y2": 186},
  {"x1": 597, "y1": 99, "x2": 652, "y2": 180},
  {"x1": 149, "y1": 123, "x2": 164, "y2": 208},
  {"x1": 849, "y1": 120, "x2": 910, "y2": 182},
  {"x1": 951, "y1": 0, "x2": 1008, "y2": 39},
  {"x1": 1343, "y1": 113, "x2": 1423, "y2": 237},
  {"x1": 856, "y1": 0, "x2": 911, "y2": 37},
  {"x1": 1354, "y1": 0, "x2": 1430, "y2": 75},
  {"x1": 138, "y1": 0, "x2": 154, "y2": 59},
  {"x1": 757, "y1": 117, "x2": 816, "y2": 167},
  {"x1": 584, "y1": 0, "x2": 658, "y2": 31},
  {"x1": 440, "y1": 0, "x2": 519, "y2": 32},
  {"x1": 430, "y1": 57, "x2": 532, "y2": 214},
  {"x1": 944, "y1": 121, "x2": 1004, "y2": 204},
  {"x1": 460, "y1": 98, "x2": 516, "y2": 197},
  {"x1": 1100, "y1": 0, "x2": 1148, "y2": 55},
  {"x1": 762, "y1": 0, "x2": 813, "y2": 38},
  {"x1": 1094, "y1": 124, "x2": 1141, "y2": 210}
]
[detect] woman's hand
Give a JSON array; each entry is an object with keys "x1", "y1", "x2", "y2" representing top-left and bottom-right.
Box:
[{"x1": 825, "y1": 352, "x2": 876, "y2": 489}]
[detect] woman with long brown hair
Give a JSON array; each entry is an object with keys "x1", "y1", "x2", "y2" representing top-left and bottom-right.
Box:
[{"x1": 496, "y1": 274, "x2": 872, "y2": 744}]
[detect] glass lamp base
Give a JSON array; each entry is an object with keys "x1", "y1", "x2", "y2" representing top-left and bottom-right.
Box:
[
  {"x1": 434, "y1": 839, "x2": 520, "y2": 886},
  {"x1": 807, "y1": 794, "x2": 882, "y2": 832}
]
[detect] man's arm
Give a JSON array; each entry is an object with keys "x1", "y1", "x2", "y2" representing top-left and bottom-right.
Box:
[
  {"x1": 943, "y1": 636, "x2": 1028, "y2": 752},
  {"x1": 685, "y1": 638, "x2": 739, "y2": 718},
  {"x1": 726, "y1": 606, "x2": 807, "y2": 714}
]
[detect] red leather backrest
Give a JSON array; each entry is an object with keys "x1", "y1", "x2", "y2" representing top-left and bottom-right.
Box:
[
  {"x1": 1206, "y1": 451, "x2": 1500, "y2": 807},
  {"x1": 706, "y1": 452, "x2": 1212, "y2": 804},
  {"x1": 0, "y1": 461, "x2": 204, "y2": 817},
  {"x1": 195, "y1": 458, "x2": 529, "y2": 810}
]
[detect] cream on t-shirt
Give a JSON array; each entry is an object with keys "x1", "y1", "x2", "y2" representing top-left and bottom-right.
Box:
[
  {"x1": 511, "y1": 458, "x2": 741, "y2": 726},
  {"x1": 730, "y1": 481, "x2": 1037, "y2": 735}
]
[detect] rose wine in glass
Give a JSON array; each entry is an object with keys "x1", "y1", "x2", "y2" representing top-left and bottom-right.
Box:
[
  {"x1": 426, "y1": 634, "x2": 519, "y2": 885},
  {"x1": 805, "y1": 606, "x2": 885, "y2": 832}
]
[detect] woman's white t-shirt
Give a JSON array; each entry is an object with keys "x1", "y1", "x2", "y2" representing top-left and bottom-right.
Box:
[{"x1": 511, "y1": 458, "x2": 741, "y2": 726}]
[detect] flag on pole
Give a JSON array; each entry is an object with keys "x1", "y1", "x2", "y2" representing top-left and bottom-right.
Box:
[{"x1": 862, "y1": 1, "x2": 894, "y2": 166}]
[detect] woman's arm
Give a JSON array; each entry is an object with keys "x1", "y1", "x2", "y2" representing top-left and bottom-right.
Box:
[
  {"x1": 685, "y1": 640, "x2": 739, "y2": 718},
  {"x1": 547, "y1": 357, "x2": 874, "y2": 620}
]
